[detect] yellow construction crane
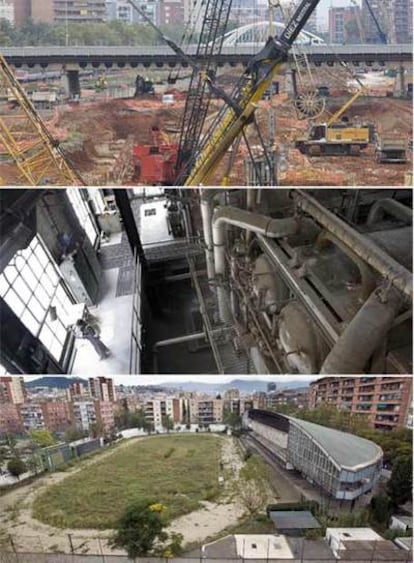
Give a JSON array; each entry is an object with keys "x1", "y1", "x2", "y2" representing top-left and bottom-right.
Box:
[
  {"x1": 0, "y1": 54, "x2": 83, "y2": 186},
  {"x1": 326, "y1": 88, "x2": 364, "y2": 126},
  {"x1": 177, "y1": 0, "x2": 322, "y2": 185},
  {"x1": 294, "y1": 87, "x2": 372, "y2": 156}
]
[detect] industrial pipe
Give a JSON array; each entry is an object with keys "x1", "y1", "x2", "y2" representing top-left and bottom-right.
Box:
[
  {"x1": 320, "y1": 286, "x2": 403, "y2": 374},
  {"x1": 152, "y1": 331, "x2": 207, "y2": 373},
  {"x1": 368, "y1": 227, "x2": 412, "y2": 271},
  {"x1": 200, "y1": 189, "x2": 224, "y2": 281},
  {"x1": 292, "y1": 190, "x2": 413, "y2": 300},
  {"x1": 316, "y1": 231, "x2": 376, "y2": 300},
  {"x1": 212, "y1": 207, "x2": 300, "y2": 322},
  {"x1": 366, "y1": 198, "x2": 412, "y2": 227},
  {"x1": 212, "y1": 207, "x2": 300, "y2": 277}
]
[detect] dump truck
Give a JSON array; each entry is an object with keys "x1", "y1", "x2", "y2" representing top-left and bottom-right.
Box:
[{"x1": 375, "y1": 136, "x2": 407, "y2": 163}]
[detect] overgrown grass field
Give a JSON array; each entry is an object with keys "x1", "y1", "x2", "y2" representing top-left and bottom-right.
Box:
[{"x1": 32, "y1": 434, "x2": 222, "y2": 529}]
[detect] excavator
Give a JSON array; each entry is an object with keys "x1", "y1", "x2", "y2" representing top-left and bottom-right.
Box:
[{"x1": 294, "y1": 89, "x2": 375, "y2": 156}]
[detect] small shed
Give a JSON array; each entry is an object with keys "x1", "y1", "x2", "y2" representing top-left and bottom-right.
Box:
[{"x1": 268, "y1": 510, "x2": 321, "y2": 535}]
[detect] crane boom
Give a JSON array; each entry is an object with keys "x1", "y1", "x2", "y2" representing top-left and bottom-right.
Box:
[
  {"x1": 0, "y1": 54, "x2": 84, "y2": 186},
  {"x1": 363, "y1": 0, "x2": 387, "y2": 44},
  {"x1": 182, "y1": 0, "x2": 322, "y2": 185},
  {"x1": 326, "y1": 89, "x2": 365, "y2": 126},
  {"x1": 175, "y1": 0, "x2": 233, "y2": 176}
]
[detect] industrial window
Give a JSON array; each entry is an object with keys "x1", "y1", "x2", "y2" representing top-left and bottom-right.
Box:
[
  {"x1": 66, "y1": 189, "x2": 98, "y2": 247},
  {"x1": 0, "y1": 235, "x2": 74, "y2": 363}
]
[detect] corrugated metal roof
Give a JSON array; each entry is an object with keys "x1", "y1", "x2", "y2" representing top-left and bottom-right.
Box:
[
  {"x1": 269, "y1": 510, "x2": 321, "y2": 529},
  {"x1": 288, "y1": 417, "x2": 383, "y2": 469}
]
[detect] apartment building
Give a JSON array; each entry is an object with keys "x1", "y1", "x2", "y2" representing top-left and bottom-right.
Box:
[
  {"x1": 67, "y1": 381, "x2": 88, "y2": 401},
  {"x1": 189, "y1": 398, "x2": 223, "y2": 425},
  {"x1": 89, "y1": 377, "x2": 116, "y2": 402},
  {"x1": 20, "y1": 403, "x2": 45, "y2": 431},
  {"x1": 95, "y1": 400, "x2": 115, "y2": 432},
  {"x1": 328, "y1": 6, "x2": 361, "y2": 44},
  {"x1": 0, "y1": 377, "x2": 26, "y2": 405},
  {"x1": 41, "y1": 401, "x2": 73, "y2": 432},
  {"x1": 0, "y1": 403, "x2": 23, "y2": 435},
  {"x1": 72, "y1": 400, "x2": 97, "y2": 431},
  {"x1": 267, "y1": 388, "x2": 308, "y2": 411},
  {"x1": 143, "y1": 398, "x2": 180, "y2": 429},
  {"x1": 31, "y1": 0, "x2": 107, "y2": 24},
  {"x1": 159, "y1": 0, "x2": 183, "y2": 26},
  {"x1": 378, "y1": 0, "x2": 413, "y2": 43},
  {"x1": 308, "y1": 377, "x2": 412, "y2": 431}
]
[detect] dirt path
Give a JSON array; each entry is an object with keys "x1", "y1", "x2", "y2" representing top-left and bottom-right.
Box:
[{"x1": 168, "y1": 436, "x2": 247, "y2": 545}]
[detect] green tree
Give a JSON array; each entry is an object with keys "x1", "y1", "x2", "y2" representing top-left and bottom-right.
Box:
[
  {"x1": 387, "y1": 455, "x2": 413, "y2": 508},
  {"x1": 63, "y1": 425, "x2": 85, "y2": 443},
  {"x1": 370, "y1": 494, "x2": 393, "y2": 527},
  {"x1": 110, "y1": 500, "x2": 168, "y2": 559},
  {"x1": 223, "y1": 410, "x2": 242, "y2": 430},
  {"x1": 7, "y1": 457, "x2": 27, "y2": 480},
  {"x1": 5, "y1": 433, "x2": 17, "y2": 451},
  {"x1": 237, "y1": 455, "x2": 272, "y2": 514},
  {"x1": 162, "y1": 415, "x2": 174, "y2": 433},
  {"x1": 29, "y1": 429, "x2": 55, "y2": 448},
  {"x1": 89, "y1": 421, "x2": 105, "y2": 438}
]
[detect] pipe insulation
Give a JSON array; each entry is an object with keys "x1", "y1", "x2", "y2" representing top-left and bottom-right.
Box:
[
  {"x1": 320, "y1": 286, "x2": 403, "y2": 374},
  {"x1": 200, "y1": 188, "x2": 226, "y2": 281},
  {"x1": 366, "y1": 198, "x2": 412, "y2": 227},
  {"x1": 212, "y1": 207, "x2": 301, "y2": 323},
  {"x1": 292, "y1": 190, "x2": 413, "y2": 300},
  {"x1": 212, "y1": 207, "x2": 301, "y2": 277}
]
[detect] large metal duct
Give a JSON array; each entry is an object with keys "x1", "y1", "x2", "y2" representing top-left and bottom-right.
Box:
[
  {"x1": 320, "y1": 286, "x2": 403, "y2": 374},
  {"x1": 292, "y1": 190, "x2": 413, "y2": 299},
  {"x1": 366, "y1": 198, "x2": 412, "y2": 227}
]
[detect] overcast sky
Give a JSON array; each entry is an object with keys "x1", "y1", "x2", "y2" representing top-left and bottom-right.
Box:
[{"x1": 23, "y1": 375, "x2": 318, "y2": 386}]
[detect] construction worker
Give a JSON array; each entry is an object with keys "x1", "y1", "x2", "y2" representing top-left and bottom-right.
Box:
[{"x1": 74, "y1": 319, "x2": 110, "y2": 361}]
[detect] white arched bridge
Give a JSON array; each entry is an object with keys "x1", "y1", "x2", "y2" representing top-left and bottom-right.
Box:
[{"x1": 222, "y1": 21, "x2": 325, "y2": 47}]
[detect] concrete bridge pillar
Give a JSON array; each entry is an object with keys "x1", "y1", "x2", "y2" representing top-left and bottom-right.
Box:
[
  {"x1": 394, "y1": 65, "x2": 406, "y2": 97},
  {"x1": 285, "y1": 67, "x2": 297, "y2": 98},
  {"x1": 61, "y1": 68, "x2": 81, "y2": 99}
]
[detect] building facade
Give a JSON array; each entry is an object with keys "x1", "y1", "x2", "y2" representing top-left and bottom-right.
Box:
[
  {"x1": 41, "y1": 401, "x2": 72, "y2": 432},
  {"x1": 20, "y1": 403, "x2": 45, "y2": 431},
  {"x1": 308, "y1": 377, "x2": 412, "y2": 431},
  {"x1": 31, "y1": 0, "x2": 107, "y2": 24},
  {"x1": 328, "y1": 6, "x2": 361, "y2": 44},
  {"x1": 0, "y1": 0, "x2": 14, "y2": 24},
  {"x1": 244, "y1": 409, "x2": 383, "y2": 501},
  {"x1": 12, "y1": 0, "x2": 31, "y2": 26},
  {"x1": 189, "y1": 398, "x2": 223, "y2": 425},
  {"x1": 159, "y1": 0, "x2": 183, "y2": 26},
  {"x1": 72, "y1": 400, "x2": 97, "y2": 431},
  {"x1": 0, "y1": 403, "x2": 23, "y2": 435},
  {"x1": 89, "y1": 377, "x2": 116, "y2": 402},
  {"x1": 95, "y1": 400, "x2": 115, "y2": 432},
  {"x1": 0, "y1": 376, "x2": 26, "y2": 405}
]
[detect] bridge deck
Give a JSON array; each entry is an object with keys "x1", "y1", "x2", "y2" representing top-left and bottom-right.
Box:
[{"x1": 1, "y1": 44, "x2": 412, "y2": 68}]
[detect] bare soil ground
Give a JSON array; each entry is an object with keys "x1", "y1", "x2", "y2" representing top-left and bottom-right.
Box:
[{"x1": 0, "y1": 69, "x2": 411, "y2": 186}]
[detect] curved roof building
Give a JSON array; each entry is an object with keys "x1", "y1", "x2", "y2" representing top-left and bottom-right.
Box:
[{"x1": 245, "y1": 410, "x2": 383, "y2": 501}]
